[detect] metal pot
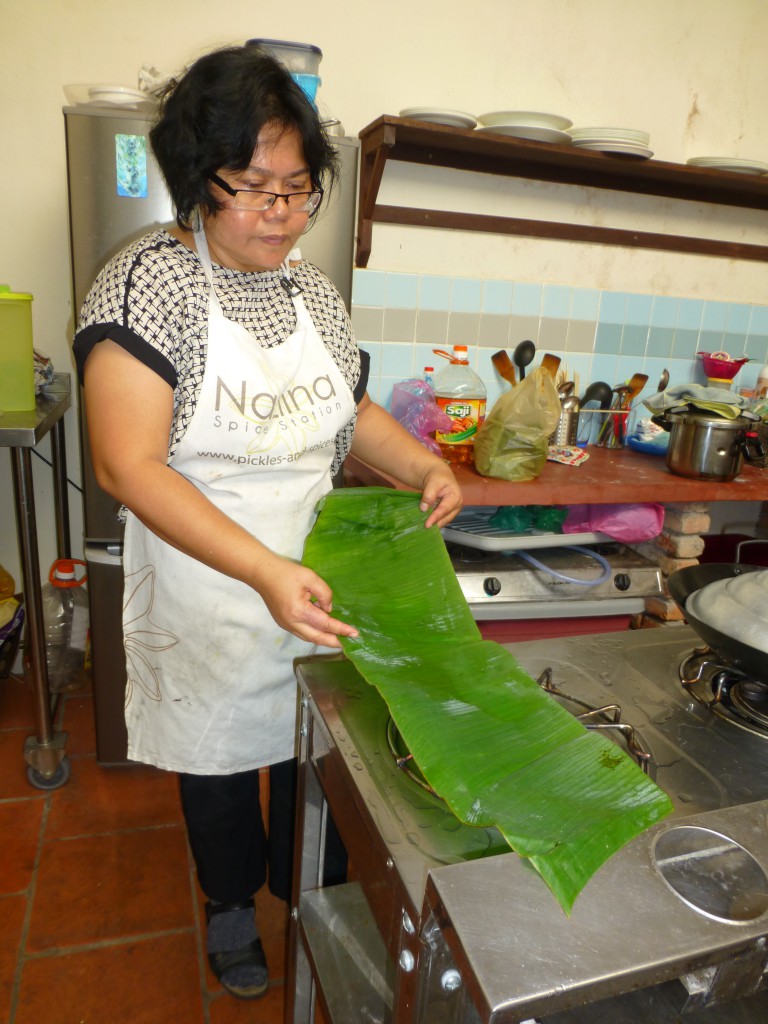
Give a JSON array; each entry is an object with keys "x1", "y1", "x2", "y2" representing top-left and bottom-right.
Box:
[
  {"x1": 668, "y1": 562, "x2": 768, "y2": 677},
  {"x1": 660, "y1": 410, "x2": 764, "y2": 480}
]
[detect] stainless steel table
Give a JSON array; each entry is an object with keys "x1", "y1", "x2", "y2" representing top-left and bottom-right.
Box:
[{"x1": 1, "y1": 373, "x2": 72, "y2": 787}]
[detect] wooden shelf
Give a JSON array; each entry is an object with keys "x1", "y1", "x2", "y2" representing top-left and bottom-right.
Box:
[
  {"x1": 356, "y1": 115, "x2": 768, "y2": 267},
  {"x1": 343, "y1": 447, "x2": 768, "y2": 507}
]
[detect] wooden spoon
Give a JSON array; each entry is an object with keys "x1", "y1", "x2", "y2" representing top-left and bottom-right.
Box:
[
  {"x1": 491, "y1": 350, "x2": 516, "y2": 387},
  {"x1": 541, "y1": 353, "x2": 561, "y2": 379}
]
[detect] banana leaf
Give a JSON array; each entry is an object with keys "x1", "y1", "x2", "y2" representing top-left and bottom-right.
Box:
[{"x1": 302, "y1": 487, "x2": 673, "y2": 912}]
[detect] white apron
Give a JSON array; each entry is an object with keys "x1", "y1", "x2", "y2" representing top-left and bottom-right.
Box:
[{"x1": 122, "y1": 229, "x2": 355, "y2": 774}]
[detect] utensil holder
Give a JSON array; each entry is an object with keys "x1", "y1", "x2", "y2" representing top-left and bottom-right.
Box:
[{"x1": 578, "y1": 408, "x2": 631, "y2": 447}]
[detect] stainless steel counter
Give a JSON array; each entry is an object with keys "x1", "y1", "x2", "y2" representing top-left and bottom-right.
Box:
[{"x1": 287, "y1": 627, "x2": 768, "y2": 1023}]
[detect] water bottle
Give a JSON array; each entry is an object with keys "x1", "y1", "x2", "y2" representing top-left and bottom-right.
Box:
[
  {"x1": 433, "y1": 345, "x2": 487, "y2": 464},
  {"x1": 423, "y1": 366, "x2": 435, "y2": 389},
  {"x1": 42, "y1": 559, "x2": 89, "y2": 693}
]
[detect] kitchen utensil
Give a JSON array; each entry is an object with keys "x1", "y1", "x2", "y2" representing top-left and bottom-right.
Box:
[
  {"x1": 513, "y1": 339, "x2": 536, "y2": 380},
  {"x1": 624, "y1": 372, "x2": 649, "y2": 404},
  {"x1": 541, "y1": 353, "x2": 561, "y2": 378},
  {"x1": 668, "y1": 563, "x2": 768, "y2": 678},
  {"x1": 657, "y1": 368, "x2": 669, "y2": 392},
  {"x1": 658, "y1": 409, "x2": 764, "y2": 480},
  {"x1": 557, "y1": 380, "x2": 574, "y2": 398},
  {"x1": 698, "y1": 351, "x2": 750, "y2": 381},
  {"x1": 576, "y1": 381, "x2": 612, "y2": 445},
  {"x1": 551, "y1": 394, "x2": 580, "y2": 446},
  {"x1": 491, "y1": 349, "x2": 516, "y2": 387},
  {"x1": 581, "y1": 380, "x2": 613, "y2": 407},
  {"x1": 596, "y1": 385, "x2": 632, "y2": 448}
]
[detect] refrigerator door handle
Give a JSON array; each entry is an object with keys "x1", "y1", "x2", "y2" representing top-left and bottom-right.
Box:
[{"x1": 84, "y1": 542, "x2": 123, "y2": 566}]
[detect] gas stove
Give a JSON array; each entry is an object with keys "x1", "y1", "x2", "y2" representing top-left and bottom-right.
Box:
[
  {"x1": 448, "y1": 541, "x2": 662, "y2": 611},
  {"x1": 289, "y1": 626, "x2": 768, "y2": 1024}
]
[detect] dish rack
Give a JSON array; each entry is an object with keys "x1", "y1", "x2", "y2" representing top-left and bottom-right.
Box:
[{"x1": 441, "y1": 507, "x2": 611, "y2": 551}]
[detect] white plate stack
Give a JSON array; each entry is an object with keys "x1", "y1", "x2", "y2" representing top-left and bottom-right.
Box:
[
  {"x1": 686, "y1": 156, "x2": 768, "y2": 175},
  {"x1": 476, "y1": 111, "x2": 573, "y2": 144},
  {"x1": 568, "y1": 127, "x2": 652, "y2": 159}
]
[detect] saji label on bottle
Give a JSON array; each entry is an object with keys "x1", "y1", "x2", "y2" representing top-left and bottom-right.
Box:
[{"x1": 435, "y1": 397, "x2": 486, "y2": 444}]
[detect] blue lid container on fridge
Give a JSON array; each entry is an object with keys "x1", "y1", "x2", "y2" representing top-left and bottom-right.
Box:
[{"x1": 246, "y1": 39, "x2": 322, "y2": 103}]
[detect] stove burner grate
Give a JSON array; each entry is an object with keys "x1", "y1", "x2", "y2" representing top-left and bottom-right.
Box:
[
  {"x1": 680, "y1": 647, "x2": 768, "y2": 737},
  {"x1": 536, "y1": 668, "x2": 654, "y2": 776},
  {"x1": 385, "y1": 667, "x2": 655, "y2": 792}
]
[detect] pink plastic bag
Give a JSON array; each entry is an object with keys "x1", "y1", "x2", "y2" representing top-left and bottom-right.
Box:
[
  {"x1": 562, "y1": 503, "x2": 664, "y2": 543},
  {"x1": 391, "y1": 380, "x2": 452, "y2": 457}
]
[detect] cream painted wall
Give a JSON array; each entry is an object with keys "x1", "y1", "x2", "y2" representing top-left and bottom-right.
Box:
[{"x1": 1, "y1": 0, "x2": 767, "y2": 582}]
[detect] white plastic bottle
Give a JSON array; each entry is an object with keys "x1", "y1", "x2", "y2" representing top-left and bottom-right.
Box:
[
  {"x1": 42, "y1": 559, "x2": 89, "y2": 692},
  {"x1": 756, "y1": 365, "x2": 768, "y2": 399},
  {"x1": 433, "y1": 346, "x2": 487, "y2": 464}
]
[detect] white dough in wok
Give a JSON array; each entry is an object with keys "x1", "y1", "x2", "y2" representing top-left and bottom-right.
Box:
[{"x1": 687, "y1": 570, "x2": 768, "y2": 654}]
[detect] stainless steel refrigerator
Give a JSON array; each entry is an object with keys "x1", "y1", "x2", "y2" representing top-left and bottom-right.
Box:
[{"x1": 64, "y1": 104, "x2": 359, "y2": 763}]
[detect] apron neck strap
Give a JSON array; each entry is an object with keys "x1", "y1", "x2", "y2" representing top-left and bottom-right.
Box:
[{"x1": 193, "y1": 225, "x2": 215, "y2": 287}]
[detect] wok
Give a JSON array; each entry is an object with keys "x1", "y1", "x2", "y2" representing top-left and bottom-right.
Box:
[{"x1": 668, "y1": 563, "x2": 768, "y2": 678}]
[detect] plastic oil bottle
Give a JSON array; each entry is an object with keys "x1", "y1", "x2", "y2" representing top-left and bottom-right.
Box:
[{"x1": 433, "y1": 346, "x2": 487, "y2": 464}]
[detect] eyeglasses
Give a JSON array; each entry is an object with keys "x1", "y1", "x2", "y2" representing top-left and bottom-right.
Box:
[{"x1": 209, "y1": 173, "x2": 323, "y2": 213}]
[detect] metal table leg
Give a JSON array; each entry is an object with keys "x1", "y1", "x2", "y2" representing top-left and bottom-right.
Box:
[
  {"x1": 10, "y1": 447, "x2": 68, "y2": 787},
  {"x1": 50, "y1": 418, "x2": 71, "y2": 560}
]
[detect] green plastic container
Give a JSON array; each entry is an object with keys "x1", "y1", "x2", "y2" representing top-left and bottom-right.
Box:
[{"x1": 0, "y1": 285, "x2": 35, "y2": 411}]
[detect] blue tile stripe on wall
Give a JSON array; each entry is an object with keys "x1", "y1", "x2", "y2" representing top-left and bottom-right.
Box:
[{"x1": 350, "y1": 270, "x2": 768, "y2": 410}]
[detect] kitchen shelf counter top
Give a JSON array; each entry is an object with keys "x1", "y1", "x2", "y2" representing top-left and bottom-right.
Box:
[{"x1": 343, "y1": 448, "x2": 768, "y2": 506}]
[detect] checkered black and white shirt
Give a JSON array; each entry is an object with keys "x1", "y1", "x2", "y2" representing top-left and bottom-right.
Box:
[{"x1": 74, "y1": 230, "x2": 366, "y2": 475}]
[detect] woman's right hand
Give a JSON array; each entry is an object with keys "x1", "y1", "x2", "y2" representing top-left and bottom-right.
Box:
[{"x1": 254, "y1": 557, "x2": 359, "y2": 649}]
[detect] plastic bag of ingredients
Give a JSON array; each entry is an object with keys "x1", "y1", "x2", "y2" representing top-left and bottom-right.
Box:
[
  {"x1": 391, "y1": 379, "x2": 452, "y2": 457},
  {"x1": 473, "y1": 367, "x2": 561, "y2": 481}
]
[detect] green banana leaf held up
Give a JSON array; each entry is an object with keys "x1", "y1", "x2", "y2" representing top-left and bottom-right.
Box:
[{"x1": 302, "y1": 488, "x2": 673, "y2": 913}]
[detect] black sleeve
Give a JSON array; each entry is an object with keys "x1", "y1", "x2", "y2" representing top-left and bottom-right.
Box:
[
  {"x1": 353, "y1": 347, "x2": 370, "y2": 404},
  {"x1": 73, "y1": 323, "x2": 178, "y2": 388}
]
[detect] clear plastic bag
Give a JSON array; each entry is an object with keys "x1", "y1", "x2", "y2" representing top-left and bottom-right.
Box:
[
  {"x1": 473, "y1": 367, "x2": 561, "y2": 481},
  {"x1": 391, "y1": 379, "x2": 452, "y2": 457}
]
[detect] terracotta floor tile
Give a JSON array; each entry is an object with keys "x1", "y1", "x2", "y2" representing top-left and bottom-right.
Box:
[
  {"x1": 0, "y1": 673, "x2": 36, "y2": 730},
  {"x1": 0, "y1": 894, "x2": 27, "y2": 1022},
  {"x1": 0, "y1": 730, "x2": 35, "y2": 800},
  {"x1": 0, "y1": 799, "x2": 43, "y2": 895},
  {"x1": 255, "y1": 886, "x2": 290, "y2": 980},
  {"x1": 209, "y1": 981, "x2": 285, "y2": 1023},
  {"x1": 15, "y1": 932, "x2": 205, "y2": 1024},
  {"x1": 54, "y1": 691, "x2": 96, "y2": 756},
  {"x1": 27, "y1": 825, "x2": 194, "y2": 951},
  {"x1": 46, "y1": 757, "x2": 183, "y2": 839}
]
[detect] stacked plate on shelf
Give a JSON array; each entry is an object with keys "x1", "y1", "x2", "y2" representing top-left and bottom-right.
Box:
[
  {"x1": 568, "y1": 127, "x2": 652, "y2": 159},
  {"x1": 686, "y1": 156, "x2": 768, "y2": 175},
  {"x1": 399, "y1": 107, "x2": 478, "y2": 129},
  {"x1": 475, "y1": 110, "x2": 573, "y2": 144}
]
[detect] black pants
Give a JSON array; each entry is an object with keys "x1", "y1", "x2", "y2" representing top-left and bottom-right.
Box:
[{"x1": 178, "y1": 758, "x2": 346, "y2": 905}]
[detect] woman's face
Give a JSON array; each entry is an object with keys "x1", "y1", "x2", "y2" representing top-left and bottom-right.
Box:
[{"x1": 203, "y1": 122, "x2": 313, "y2": 273}]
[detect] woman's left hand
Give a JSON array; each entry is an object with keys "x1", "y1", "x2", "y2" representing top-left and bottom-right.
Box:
[{"x1": 418, "y1": 462, "x2": 463, "y2": 528}]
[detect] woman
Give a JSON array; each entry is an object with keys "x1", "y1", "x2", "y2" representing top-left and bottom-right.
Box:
[{"x1": 74, "y1": 44, "x2": 462, "y2": 1000}]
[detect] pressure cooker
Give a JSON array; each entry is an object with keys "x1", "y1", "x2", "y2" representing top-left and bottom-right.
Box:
[{"x1": 655, "y1": 409, "x2": 764, "y2": 481}]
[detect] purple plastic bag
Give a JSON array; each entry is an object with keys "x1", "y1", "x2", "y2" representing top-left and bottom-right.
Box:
[
  {"x1": 562, "y1": 503, "x2": 665, "y2": 543},
  {"x1": 391, "y1": 380, "x2": 453, "y2": 457}
]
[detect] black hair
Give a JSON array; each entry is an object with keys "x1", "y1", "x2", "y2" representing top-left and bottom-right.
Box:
[{"x1": 150, "y1": 45, "x2": 338, "y2": 230}]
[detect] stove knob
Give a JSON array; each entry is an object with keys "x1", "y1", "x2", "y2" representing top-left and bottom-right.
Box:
[
  {"x1": 614, "y1": 573, "x2": 631, "y2": 592},
  {"x1": 483, "y1": 576, "x2": 502, "y2": 597}
]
